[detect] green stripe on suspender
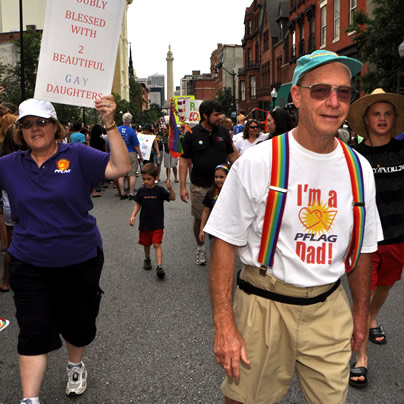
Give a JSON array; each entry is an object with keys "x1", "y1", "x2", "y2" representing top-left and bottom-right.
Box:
[{"x1": 258, "y1": 133, "x2": 366, "y2": 273}]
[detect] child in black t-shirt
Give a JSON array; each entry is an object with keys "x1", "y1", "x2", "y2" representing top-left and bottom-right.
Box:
[
  {"x1": 199, "y1": 164, "x2": 230, "y2": 247},
  {"x1": 129, "y1": 163, "x2": 175, "y2": 279}
]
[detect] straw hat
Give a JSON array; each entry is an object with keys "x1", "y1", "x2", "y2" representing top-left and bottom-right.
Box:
[{"x1": 347, "y1": 88, "x2": 404, "y2": 138}]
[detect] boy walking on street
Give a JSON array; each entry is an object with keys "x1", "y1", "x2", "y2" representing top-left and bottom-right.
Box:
[{"x1": 129, "y1": 163, "x2": 175, "y2": 279}]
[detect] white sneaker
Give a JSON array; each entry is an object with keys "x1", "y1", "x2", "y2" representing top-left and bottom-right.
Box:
[
  {"x1": 66, "y1": 362, "x2": 87, "y2": 396},
  {"x1": 196, "y1": 247, "x2": 206, "y2": 266}
]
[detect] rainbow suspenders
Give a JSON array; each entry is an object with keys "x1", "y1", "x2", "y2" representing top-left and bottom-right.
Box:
[{"x1": 257, "y1": 132, "x2": 366, "y2": 274}]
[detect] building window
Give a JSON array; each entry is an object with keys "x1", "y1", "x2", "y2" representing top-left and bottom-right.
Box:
[
  {"x1": 261, "y1": 62, "x2": 270, "y2": 88},
  {"x1": 263, "y1": 30, "x2": 269, "y2": 51},
  {"x1": 349, "y1": 0, "x2": 357, "y2": 24},
  {"x1": 248, "y1": 20, "x2": 253, "y2": 35},
  {"x1": 240, "y1": 81, "x2": 246, "y2": 101},
  {"x1": 320, "y1": 3, "x2": 327, "y2": 47},
  {"x1": 250, "y1": 76, "x2": 256, "y2": 100},
  {"x1": 248, "y1": 48, "x2": 252, "y2": 66},
  {"x1": 308, "y1": 18, "x2": 315, "y2": 51},
  {"x1": 334, "y1": 0, "x2": 340, "y2": 41},
  {"x1": 298, "y1": 19, "x2": 305, "y2": 56},
  {"x1": 291, "y1": 31, "x2": 296, "y2": 59}
]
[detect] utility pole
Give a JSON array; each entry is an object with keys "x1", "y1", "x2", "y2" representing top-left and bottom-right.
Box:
[{"x1": 19, "y1": 0, "x2": 26, "y2": 101}]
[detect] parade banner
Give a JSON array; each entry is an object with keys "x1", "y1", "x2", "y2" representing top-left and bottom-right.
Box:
[
  {"x1": 137, "y1": 134, "x2": 156, "y2": 161},
  {"x1": 173, "y1": 95, "x2": 194, "y2": 125},
  {"x1": 34, "y1": 0, "x2": 126, "y2": 108},
  {"x1": 184, "y1": 99, "x2": 202, "y2": 124}
]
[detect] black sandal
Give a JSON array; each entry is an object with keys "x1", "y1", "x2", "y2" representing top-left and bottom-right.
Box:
[
  {"x1": 349, "y1": 363, "x2": 368, "y2": 388},
  {"x1": 369, "y1": 325, "x2": 386, "y2": 345}
]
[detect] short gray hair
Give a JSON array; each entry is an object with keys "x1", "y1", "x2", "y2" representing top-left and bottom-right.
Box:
[{"x1": 122, "y1": 112, "x2": 132, "y2": 123}]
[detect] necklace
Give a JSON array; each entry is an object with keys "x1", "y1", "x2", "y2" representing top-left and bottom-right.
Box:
[{"x1": 364, "y1": 137, "x2": 393, "y2": 169}]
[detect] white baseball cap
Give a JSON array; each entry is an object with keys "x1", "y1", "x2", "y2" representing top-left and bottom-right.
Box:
[{"x1": 17, "y1": 99, "x2": 58, "y2": 122}]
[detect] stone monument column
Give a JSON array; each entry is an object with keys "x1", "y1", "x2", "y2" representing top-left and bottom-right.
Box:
[{"x1": 166, "y1": 45, "x2": 174, "y2": 101}]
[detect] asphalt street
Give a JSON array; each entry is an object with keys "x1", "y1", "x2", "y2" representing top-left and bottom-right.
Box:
[{"x1": 0, "y1": 174, "x2": 403, "y2": 403}]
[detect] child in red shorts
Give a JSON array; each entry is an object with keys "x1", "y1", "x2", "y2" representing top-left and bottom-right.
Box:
[{"x1": 129, "y1": 163, "x2": 175, "y2": 279}]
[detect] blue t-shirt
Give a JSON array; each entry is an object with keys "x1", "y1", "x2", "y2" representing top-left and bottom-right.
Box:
[
  {"x1": 118, "y1": 125, "x2": 139, "y2": 153},
  {"x1": 233, "y1": 124, "x2": 244, "y2": 135},
  {"x1": 0, "y1": 143, "x2": 109, "y2": 267},
  {"x1": 70, "y1": 132, "x2": 86, "y2": 144}
]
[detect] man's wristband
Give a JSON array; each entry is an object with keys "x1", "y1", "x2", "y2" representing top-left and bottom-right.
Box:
[{"x1": 104, "y1": 121, "x2": 117, "y2": 132}]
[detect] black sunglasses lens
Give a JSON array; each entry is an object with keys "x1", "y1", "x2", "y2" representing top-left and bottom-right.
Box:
[{"x1": 21, "y1": 119, "x2": 50, "y2": 129}]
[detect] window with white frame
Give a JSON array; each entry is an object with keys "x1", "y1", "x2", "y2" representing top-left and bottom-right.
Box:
[
  {"x1": 320, "y1": 3, "x2": 327, "y2": 47},
  {"x1": 240, "y1": 81, "x2": 246, "y2": 101},
  {"x1": 292, "y1": 30, "x2": 296, "y2": 58},
  {"x1": 334, "y1": 0, "x2": 340, "y2": 41},
  {"x1": 349, "y1": 0, "x2": 357, "y2": 24},
  {"x1": 250, "y1": 76, "x2": 256, "y2": 100}
]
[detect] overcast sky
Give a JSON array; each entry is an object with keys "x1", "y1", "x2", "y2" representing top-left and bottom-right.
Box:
[{"x1": 127, "y1": 0, "x2": 248, "y2": 90}]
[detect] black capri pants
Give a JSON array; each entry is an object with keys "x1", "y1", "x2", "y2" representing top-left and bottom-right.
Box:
[{"x1": 9, "y1": 248, "x2": 104, "y2": 356}]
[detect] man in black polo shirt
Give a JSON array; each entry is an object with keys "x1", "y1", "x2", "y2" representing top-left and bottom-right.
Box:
[{"x1": 179, "y1": 100, "x2": 239, "y2": 265}]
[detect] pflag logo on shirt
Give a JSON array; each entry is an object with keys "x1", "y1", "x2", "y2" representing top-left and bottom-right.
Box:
[{"x1": 55, "y1": 159, "x2": 71, "y2": 174}]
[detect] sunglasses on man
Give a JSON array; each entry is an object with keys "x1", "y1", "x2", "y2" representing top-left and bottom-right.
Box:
[{"x1": 298, "y1": 83, "x2": 355, "y2": 103}]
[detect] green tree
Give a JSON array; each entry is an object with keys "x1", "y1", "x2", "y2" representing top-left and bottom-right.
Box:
[
  {"x1": 347, "y1": 0, "x2": 404, "y2": 93},
  {"x1": 216, "y1": 87, "x2": 235, "y2": 118},
  {"x1": 143, "y1": 103, "x2": 163, "y2": 125}
]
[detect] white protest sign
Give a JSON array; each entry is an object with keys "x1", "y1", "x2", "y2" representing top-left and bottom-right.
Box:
[
  {"x1": 34, "y1": 0, "x2": 126, "y2": 108},
  {"x1": 184, "y1": 99, "x2": 202, "y2": 124},
  {"x1": 137, "y1": 134, "x2": 156, "y2": 161}
]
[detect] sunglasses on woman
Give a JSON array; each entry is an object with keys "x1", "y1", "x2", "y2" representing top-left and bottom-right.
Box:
[
  {"x1": 249, "y1": 125, "x2": 259, "y2": 129},
  {"x1": 298, "y1": 83, "x2": 354, "y2": 103},
  {"x1": 20, "y1": 118, "x2": 53, "y2": 129}
]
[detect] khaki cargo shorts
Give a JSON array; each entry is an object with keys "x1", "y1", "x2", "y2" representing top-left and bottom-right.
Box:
[{"x1": 222, "y1": 265, "x2": 353, "y2": 404}]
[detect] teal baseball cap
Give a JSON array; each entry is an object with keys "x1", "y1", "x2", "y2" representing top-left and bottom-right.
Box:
[{"x1": 292, "y1": 50, "x2": 363, "y2": 85}]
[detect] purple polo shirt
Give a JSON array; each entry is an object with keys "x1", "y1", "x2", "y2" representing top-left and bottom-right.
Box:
[{"x1": 0, "y1": 143, "x2": 109, "y2": 267}]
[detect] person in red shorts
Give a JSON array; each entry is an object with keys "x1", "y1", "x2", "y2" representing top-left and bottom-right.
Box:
[
  {"x1": 129, "y1": 163, "x2": 175, "y2": 279},
  {"x1": 348, "y1": 88, "x2": 404, "y2": 388}
]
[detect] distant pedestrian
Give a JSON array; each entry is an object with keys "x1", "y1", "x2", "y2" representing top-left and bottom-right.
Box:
[
  {"x1": 233, "y1": 114, "x2": 245, "y2": 135},
  {"x1": 266, "y1": 107, "x2": 295, "y2": 138},
  {"x1": 69, "y1": 122, "x2": 86, "y2": 144},
  {"x1": 117, "y1": 113, "x2": 143, "y2": 200},
  {"x1": 199, "y1": 164, "x2": 230, "y2": 247},
  {"x1": 162, "y1": 126, "x2": 179, "y2": 182},
  {"x1": 140, "y1": 124, "x2": 160, "y2": 165},
  {"x1": 152, "y1": 123, "x2": 164, "y2": 182},
  {"x1": 234, "y1": 119, "x2": 269, "y2": 154},
  {"x1": 129, "y1": 163, "x2": 175, "y2": 279},
  {"x1": 179, "y1": 100, "x2": 239, "y2": 266}
]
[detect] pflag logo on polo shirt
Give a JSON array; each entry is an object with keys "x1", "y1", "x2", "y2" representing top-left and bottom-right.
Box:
[{"x1": 55, "y1": 159, "x2": 71, "y2": 174}]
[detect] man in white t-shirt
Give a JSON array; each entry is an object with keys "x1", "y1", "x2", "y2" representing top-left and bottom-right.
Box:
[{"x1": 205, "y1": 50, "x2": 382, "y2": 404}]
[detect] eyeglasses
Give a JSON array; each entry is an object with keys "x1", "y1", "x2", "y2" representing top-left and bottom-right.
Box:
[
  {"x1": 249, "y1": 125, "x2": 259, "y2": 129},
  {"x1": 20, "y1": 118, "x2": 53, "y2": 129},
  {"x1": 298, "y1": 83, "x2": 354, "y2": 103}
]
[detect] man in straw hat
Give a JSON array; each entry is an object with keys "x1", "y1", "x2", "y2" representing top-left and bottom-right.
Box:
[
  {"x1": 204, "y1": 50, "x2": 382, "y2": 403},
  {"x1": 347, "y1": 88, "x2": 404, "y2": 388}
]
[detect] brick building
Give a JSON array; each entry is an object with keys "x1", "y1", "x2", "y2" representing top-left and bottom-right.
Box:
[
  {"x1": 180, "y1": 71, "x2": 217, "y2": 100},
  {"x1": 238, "y1": 0, "x2": 370, "y2": 116}
]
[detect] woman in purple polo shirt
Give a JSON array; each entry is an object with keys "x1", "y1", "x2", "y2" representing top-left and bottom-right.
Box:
[{"x1": 0, "y1": 96, "x2": 129, "y2": 404}]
